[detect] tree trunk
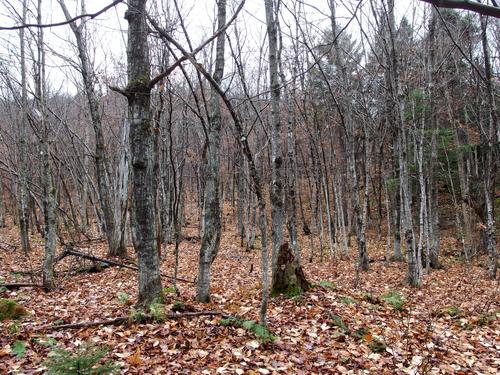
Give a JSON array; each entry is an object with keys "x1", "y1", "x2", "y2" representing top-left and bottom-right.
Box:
[
  {"x1": 480, "y1": 14, "x2": 497, "y2": 280},
  {"x1": 197, "y1": 0, "x2": 226, "y2": 303},
  {"x1": 18, "y1": 0, "x2": 31, "y2": 254},
  {"x1": 126, "y1": 0, "x2": 163, "y2": 307},
  {"x1": 36, "y1": 0, "x2": 57, "y2": 291},
  {"x1": 265, "y1": 0, "x2": 285, "y2": 277}
]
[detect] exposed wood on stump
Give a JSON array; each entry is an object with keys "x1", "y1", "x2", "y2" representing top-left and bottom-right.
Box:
[{"x1": 271, "y1": 242, "x2": 310, "y2": 297}]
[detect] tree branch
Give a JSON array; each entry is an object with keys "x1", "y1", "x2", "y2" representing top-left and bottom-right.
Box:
[
  {"x1": 0, "y1": 0, "x2": 124, "y2": 30},
  {"x1": 420, "y1": 0, "x2": 500, "y2": 18}
]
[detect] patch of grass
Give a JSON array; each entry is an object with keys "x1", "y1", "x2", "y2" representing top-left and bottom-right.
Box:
[
  {"x1": 0, "y1": 298, "x2": 27, "y2": 321},
  {"x1": 149, "y1": 302, "x2": 166, "y2": 322},
  {"x1": 339, "y1": 296, "x2": 356, "y2": 305},
  {"x1": 44, "y1": 343, "x2": 120, "y2": 375},
  {"x1": 129, "y1": 308, "x2": 147, "y2": 323},
  {"x1": 444, "y1": 306, "x2": 464, "y2": 318},
  {"x1": 117, "y1": 292, "x2": 131, "y2": 306},
  {"x1": 381, "y1": 291, "x2": 404, "y2": 311},
  {"x1": 8, "y1": 322, "x2": 20, "y2": 335},
  {"x1": 318, "y1": 280, "x2": 336, "y2": 289},
  {"x1": 163, "y1": 286, "x2": 176, "y2": 294}
]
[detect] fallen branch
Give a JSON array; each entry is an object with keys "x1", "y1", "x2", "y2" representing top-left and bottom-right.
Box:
[
  {"x1": 36, "y1": 311, "x2": 231, "y2": 331},
  {"x1": 58, "y1": 246, "x2": 195, "y2": 284},
  {"x1": 0, "y1": 283, "x2": 44, "y2": 289}
]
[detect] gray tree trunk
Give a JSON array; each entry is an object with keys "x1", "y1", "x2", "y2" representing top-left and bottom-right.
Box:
[
  {"x1": 265, "y1": 0, "x2": 285, "y2": 276},
  {"x1": 126, "y1": 0, "x2": 163, "y2": 307},
  {"x1": 18, "y1": 0, "x2": 31, "y2": 254},
  {"x1": 196, "y1": 0, "x2": 226, "y2": 303},
  {"x1": 480, "y1": 14, "x2": 497, "y2": 280},
  {"x1": 36, "y1": 0, "x2": 57, "y2": 291}
]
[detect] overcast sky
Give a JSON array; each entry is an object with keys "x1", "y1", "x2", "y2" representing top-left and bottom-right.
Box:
[{"x1": 0, "y1": 0, "x2": 425, "y2": 94}]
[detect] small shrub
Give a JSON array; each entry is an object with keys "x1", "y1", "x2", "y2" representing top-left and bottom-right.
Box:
[
  {"x1": 368, "y1": 339, "x2": 386, "y2": 353},
  {"x1": 352, "y1": 327, "x2": 369, "y2": 340},
  {"x1": 149, "y1": 302, "x2": 166, "y2": 322},
  {"x1": 0, "y1": 299, "x2": 27, "y2": 321},
  {"x1": 117, "y1": 292, "x2": 131, "y2": 306},
  {"x1": 382, "y1": 291, "x2": 404, "y2": 311},
  {"x1": 328, "y1": 313, "x2": 349, "y2": 333},
  {"x1": 44, "y1": 343, "x2": 120, "y2": 375},
  {"x1": 129, "y1": 308, "x2": 147, "y2": 323},
  {"x1": 339, "y1": 296, "x2": 356, "y2": 305},
  {"x1": 11, "y1": 340, "x2": 26, "y2": 358}
]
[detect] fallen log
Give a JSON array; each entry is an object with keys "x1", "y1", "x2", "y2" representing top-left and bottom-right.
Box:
[
  {"x1": 36, "y1": 311, "x2": 231, "y2": 331},
  {"x1": 0, "y1": 283, "x2": 44, "y2": 289}
]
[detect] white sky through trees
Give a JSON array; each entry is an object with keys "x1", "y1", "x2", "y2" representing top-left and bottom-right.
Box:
[{"x1": 0, "y1": 0, "x2": 436, "y2": 95}]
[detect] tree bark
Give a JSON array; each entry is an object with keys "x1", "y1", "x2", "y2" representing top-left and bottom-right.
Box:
[
  {"x1": 126, "y1": 0, "x2": 163, "y2": 307},
  {"x1": 197, "y1": 0, "x2": 226, "y2": 303},
  {"x1": 264, "y1": 0, "x2": 285, "y2": 277}
]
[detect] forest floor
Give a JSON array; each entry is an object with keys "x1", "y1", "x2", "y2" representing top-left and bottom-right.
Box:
[{"x1": 0, "y1": 222, "x2": 498, "y2": 374}]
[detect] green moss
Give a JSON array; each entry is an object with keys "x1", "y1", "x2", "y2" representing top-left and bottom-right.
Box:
[{"x1": 0, "y1": 299, "x2": 27, "y2": 321}]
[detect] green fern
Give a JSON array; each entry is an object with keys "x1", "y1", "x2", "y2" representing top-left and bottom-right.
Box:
[{"x1": 44, "y1": 343, "x2": 120, "y2": 375}]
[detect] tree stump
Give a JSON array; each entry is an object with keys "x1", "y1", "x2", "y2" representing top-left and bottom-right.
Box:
[{"x1": 271, "y1": 242, "x2": 310, "y2": 297}]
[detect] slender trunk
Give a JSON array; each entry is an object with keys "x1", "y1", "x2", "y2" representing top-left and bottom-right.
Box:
[
  {"x1": 18, "y1": 0, "x2": 30, "y2": 254},
  {"x1": 480, "y1": 14, "x2": 497, "y2": 279},
  {"x1": 37, "y1": 1, "x2": 56, "y2": 290},
  {"x1": 197, "y1": 0, "x2": 226, "y2": 303},
  {"x1": 265, "y1": 0, "x2": 284, "y2": 276}
]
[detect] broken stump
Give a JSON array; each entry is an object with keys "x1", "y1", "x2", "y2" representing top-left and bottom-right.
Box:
[{"x1": 271, "y1": 242, "x2": 310, "y2": 297}]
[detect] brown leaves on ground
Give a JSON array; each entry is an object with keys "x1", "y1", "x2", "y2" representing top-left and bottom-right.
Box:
[{"x1": 0, "y1": 223, "x2": 498, "y2": 374}]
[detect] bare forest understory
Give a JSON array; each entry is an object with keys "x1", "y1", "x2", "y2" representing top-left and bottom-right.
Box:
[{"x1": 0, "y1": 214, "x2": 498, "y2": 374}]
